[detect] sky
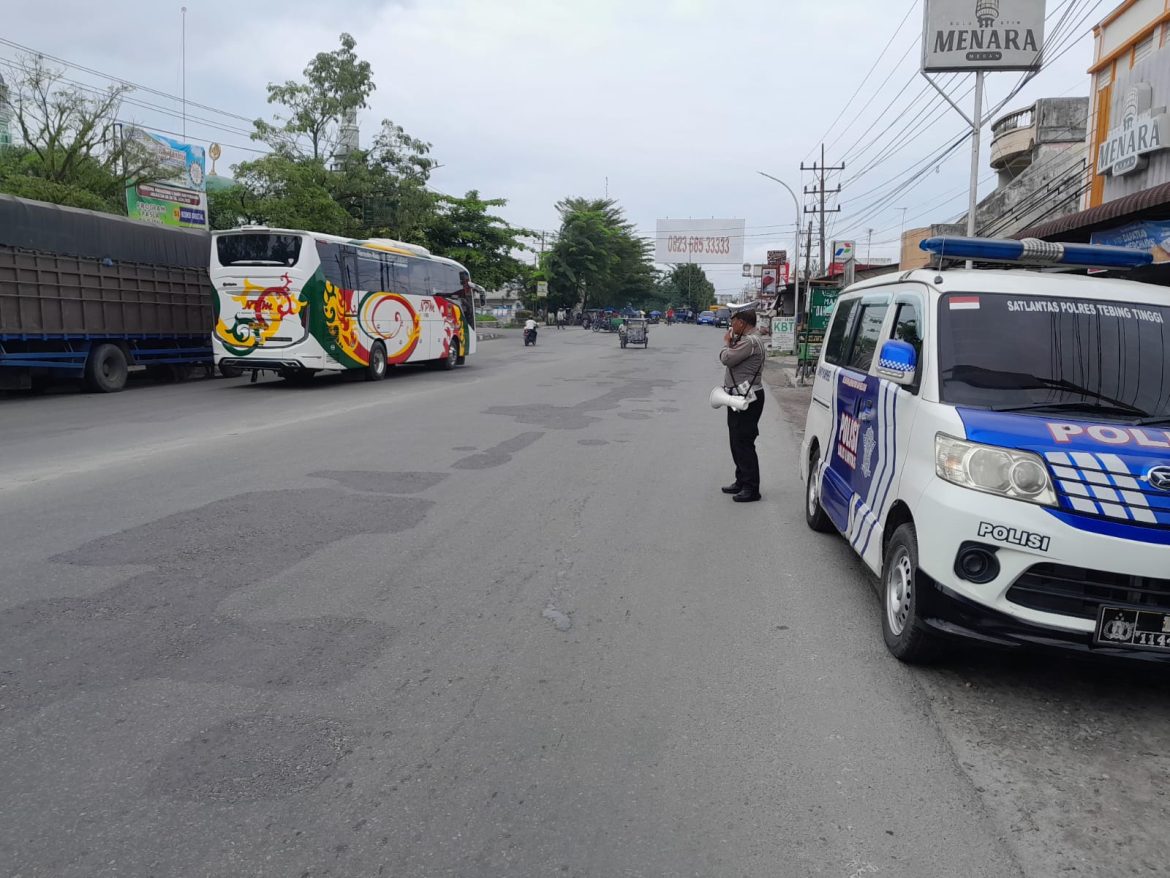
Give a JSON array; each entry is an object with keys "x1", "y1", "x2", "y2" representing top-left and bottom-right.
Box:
[{"x1": 4, "y1": 0, "x2": 1108, "y2": 293}]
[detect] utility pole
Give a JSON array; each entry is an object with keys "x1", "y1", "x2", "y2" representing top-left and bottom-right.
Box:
[
  {"x1": 801, "y1": 143, "x2": 844, "y2": 278},
  {"x1": 802, "y1": 220, "x2": 813, "y2": 320},
  {"x1": 180, "y1": 6, "x2": 187, "y2": 140},
  {"x1": 866, "y1": 228, "x2": 874, "y2": 265}
]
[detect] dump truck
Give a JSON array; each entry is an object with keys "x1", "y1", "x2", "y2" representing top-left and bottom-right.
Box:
[{"x1": 0, "y1": 194, "x2": 214, "y2": 393}]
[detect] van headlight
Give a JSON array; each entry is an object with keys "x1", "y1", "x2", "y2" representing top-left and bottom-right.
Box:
[{"x1": 935, "y1": 434, "x2": 1057, "y2": 506}]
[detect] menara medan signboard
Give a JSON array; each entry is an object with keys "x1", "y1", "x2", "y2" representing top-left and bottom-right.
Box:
[{"x1": 922, "y1": 0, "x2": 1046, "y2": 72}]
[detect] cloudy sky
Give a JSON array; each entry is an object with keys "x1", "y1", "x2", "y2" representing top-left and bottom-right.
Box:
[{"x1": 5, "y1": 0, "x2": 1105, "y2": 292}]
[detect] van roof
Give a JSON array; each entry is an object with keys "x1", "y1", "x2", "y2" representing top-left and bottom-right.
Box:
[{"x1": 842, "y1": 268, "x2": 1170, "y2": 306}]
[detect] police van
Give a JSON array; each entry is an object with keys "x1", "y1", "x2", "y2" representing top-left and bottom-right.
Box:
[{"x1": 801, "y1": 236, "x2": 1170, "y2": 663}]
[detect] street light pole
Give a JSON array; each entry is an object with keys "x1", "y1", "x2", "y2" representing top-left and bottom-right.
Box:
[{"x1": 757, "y1": 171, "x2": 802, "y2": 322}]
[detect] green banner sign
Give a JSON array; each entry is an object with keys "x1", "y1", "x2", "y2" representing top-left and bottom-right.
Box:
[{"x1": 808, "y1": 286, "x2": 840, "y2": 333}]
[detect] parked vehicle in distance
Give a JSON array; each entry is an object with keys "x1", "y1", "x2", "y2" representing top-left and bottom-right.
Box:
[
  {"x1": 697, "y1": 310, "x2": 716, "y2": 325},
  {"x1": 0, "y1": 194, "x2": 214, "y2": 393},
  {"x1": 802, "y1": 236, "x2": 1170, "y2": 665},
  {"x1": 210, "y1": 228, "x2": 476, "y2": 382},
  {"x1": 715, "y1": 308, "x2": 731, "y2": 327}
]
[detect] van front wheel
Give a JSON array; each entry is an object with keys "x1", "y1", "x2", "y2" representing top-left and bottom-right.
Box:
[
  {"x1": 881, "y1": 524, "x2": 941, "y2": 664},
  {"x1": 805, "y1": 448, "x2": 835, "y2": 533}
]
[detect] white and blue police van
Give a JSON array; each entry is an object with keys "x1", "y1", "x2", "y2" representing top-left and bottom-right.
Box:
[{"x1": 801, "y1": 236, "x2": 1170, "y2": 663}]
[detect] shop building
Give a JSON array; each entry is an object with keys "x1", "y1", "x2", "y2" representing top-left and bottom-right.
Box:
[{"x1": 1016, "y1": 0, "x2": 1170, "y2": 283}]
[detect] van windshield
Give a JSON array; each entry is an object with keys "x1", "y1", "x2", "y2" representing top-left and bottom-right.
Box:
[{"x1": 938, "y1": 292, "x2": 1170, "y2": 421}]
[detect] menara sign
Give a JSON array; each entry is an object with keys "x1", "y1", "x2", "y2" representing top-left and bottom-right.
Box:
[
  {"x1": 1097, "y1": 83, "x2": 1169, "y2": 178},
  {"x1": 922, "y1": 0, "x2": 1046, "y2": 73}
]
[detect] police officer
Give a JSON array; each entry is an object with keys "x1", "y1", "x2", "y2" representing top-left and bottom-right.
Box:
[{"x1": 719, "y1": 306, "x2": 766, "y2": 502}]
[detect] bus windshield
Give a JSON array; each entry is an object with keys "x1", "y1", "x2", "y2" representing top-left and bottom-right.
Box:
[{"x1": 938, "y1": 291, "x2": 1170, "y2": 420}]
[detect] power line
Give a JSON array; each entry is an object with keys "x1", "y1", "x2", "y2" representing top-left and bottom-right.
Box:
[{"x1": 0, "y1": 36, "x2": 256, "y2": 125}]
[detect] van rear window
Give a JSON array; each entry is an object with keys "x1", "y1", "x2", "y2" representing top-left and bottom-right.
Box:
[{"x1": 216, "y1": 234, "x2": 302, "y2": 267}]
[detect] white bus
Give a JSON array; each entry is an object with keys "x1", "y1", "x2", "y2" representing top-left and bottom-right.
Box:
[{"x1": 210, "y1": 228, "x2": 477, "y2": 381}]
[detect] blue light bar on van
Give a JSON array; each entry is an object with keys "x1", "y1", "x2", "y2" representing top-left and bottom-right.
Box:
[{"x1": 919, "y1": 236, "x2": 1153, "y2": 269}]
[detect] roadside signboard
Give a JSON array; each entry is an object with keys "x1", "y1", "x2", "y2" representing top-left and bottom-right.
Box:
[
  {"x1": 808, "y1": 285, "x2": 840, "y2": 333},
  {"x1": 536, "y1": 281, "x2": 549, "y2": 298},
  {"x1": 123, "y1": 127, "x2": 208, "y2": 230},
  {"x1": 767, "y1": 249, "x2": 788, "y2": 265},
  {"x1": 771, "y1": 316, "x2": 796, "y2": 354},
  {"x1": 922, "y1": 0, "x2": 1047, "y2": 73}
]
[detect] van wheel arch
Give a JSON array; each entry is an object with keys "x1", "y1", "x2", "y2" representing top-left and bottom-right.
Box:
[{"x1": 882, "y1": 501, "x2": 915, "y2": 560}]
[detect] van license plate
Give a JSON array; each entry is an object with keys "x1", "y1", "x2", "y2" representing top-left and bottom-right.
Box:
[{"x1": 1094, "y1": 606, "x2": 1170, "y2": 651}]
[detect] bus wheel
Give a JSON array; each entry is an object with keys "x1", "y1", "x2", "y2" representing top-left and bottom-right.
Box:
[
  {"x1": 440, "y1": 341, "x2": 459, "y2": 371},
  {"x1": 219, "y1": 362, "x2": 244, "y2": 379},
  {"x1": 84, "y1": 343, "x2": 128, "y2": 393},
  {"x1": 365, "y1": 342, "x2": 388, "y2": 381}
]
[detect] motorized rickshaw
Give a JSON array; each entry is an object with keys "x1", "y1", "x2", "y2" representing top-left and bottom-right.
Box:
[{"x1": 620, "y1": 318, "x2": 648, "y2": 349}]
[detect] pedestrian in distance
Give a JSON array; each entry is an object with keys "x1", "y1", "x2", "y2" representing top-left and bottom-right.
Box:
[
  {"x1": 719, "y1": 306, "x2": 766, "y2": 503},
  {"x1": 556, "y1": 309, "x2": 565, "y2": 329}
]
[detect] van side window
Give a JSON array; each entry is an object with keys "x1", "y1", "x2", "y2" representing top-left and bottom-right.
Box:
[
  {"x1": 893, "y1": 303, "x2": 922, "y2": 358},
  {"x1": 823, "y1": 299, "x2": 859, "y2": 366},
  {"x1": 847, "y1": 304, "x2": 889, "y2": 372}
]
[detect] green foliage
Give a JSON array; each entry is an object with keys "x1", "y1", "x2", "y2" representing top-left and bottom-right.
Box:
[
  {"x1": 420, "y1": 190, "x2": 533, "y2": 290},
  {"x1": 545, "y1": 197, "x2": 654, "y2": 311},
  {"x1": 208, "y1": 155, "x2": 356, "y2": 234},
  {"x1": 658, "y1": 263, "x2": 716, "y2": 312},
  {"x1": 252, "y1": 33, "x2": 376, "y2": 163},
  {"x1": 0, "y1": 55, "x2": 168, "y2": 214}
]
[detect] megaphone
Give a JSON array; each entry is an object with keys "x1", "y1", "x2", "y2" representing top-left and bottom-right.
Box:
[{"x1": 710, "y1": 386, "x2": 751, "y2": 412}]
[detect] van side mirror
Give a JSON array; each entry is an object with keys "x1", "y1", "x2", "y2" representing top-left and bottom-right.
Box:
[{"x1": 877, "y1": 339, "x2": 917, "y2": 386}]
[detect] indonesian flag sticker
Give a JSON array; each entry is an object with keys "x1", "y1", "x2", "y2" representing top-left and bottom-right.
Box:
[{"x1": 949, "y1": 296, "x2": 981, "y2": 310}]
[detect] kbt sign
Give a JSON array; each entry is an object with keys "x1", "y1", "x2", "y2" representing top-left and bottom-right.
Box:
[
  {"x1": 922, "y1": 0, "x2": 1046, "y2": 73},
  {"x1": 1097, "y1": 83, "x2": 1169, "y2": 177}
]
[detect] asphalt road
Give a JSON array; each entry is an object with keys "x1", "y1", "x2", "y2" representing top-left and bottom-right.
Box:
[{"x1": 1, "y1": 325, "x2": 1166, "y2": 877}]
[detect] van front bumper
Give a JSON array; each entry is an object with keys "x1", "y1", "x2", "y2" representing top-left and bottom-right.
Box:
[{"x1": 913, "y1": 478, "x2": 1170, "y2": 660}]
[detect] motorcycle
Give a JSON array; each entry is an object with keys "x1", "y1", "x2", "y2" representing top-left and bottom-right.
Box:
[{"x1": 523, "y1": 326, "x2": 538, "y2": 346}]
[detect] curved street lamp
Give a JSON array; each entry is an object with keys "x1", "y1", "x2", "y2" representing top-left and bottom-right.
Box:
[{"x1": 756, "y1": 171, "x2": 803, "y2": 321}]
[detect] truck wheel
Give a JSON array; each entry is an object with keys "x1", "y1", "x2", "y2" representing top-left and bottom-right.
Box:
[
  {"x1": 84, "y1": 343, "x2": 128, "y2": 393},
  {"x1": 805, "y1": 448, "x2": 835, "y2": 533},
  {"x1": 881, "y1": 524, "x2": 941, "y2": 664},
  {"x1": 365, "y1": 342, "x2": 388, "y2": 381}
]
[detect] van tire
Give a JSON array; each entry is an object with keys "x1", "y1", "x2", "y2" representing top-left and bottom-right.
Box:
[
  {"x1": 84, "y1": 343, "x2": 128, "y2": 393},
  {"x1": 805, "y1": 448, "x2": 835, "y2": 533},
  {"x1": 365, "y1": 342, "x2": 388, "y2": 381},
  {"x1": 880, "y1": 524, "x2": 941, "y2": 664}
]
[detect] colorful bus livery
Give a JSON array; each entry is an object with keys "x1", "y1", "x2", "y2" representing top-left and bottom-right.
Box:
[{"x1": 210, "y1": 229, "x2": 476, "y2": 381}]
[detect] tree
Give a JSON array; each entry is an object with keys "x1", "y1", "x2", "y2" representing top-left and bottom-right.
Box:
[
  {"x1": 252, "y1": 33, "x2": 375, "y2": 164},
  {"x1": 545, "y1": 197, "x2": 654, "y2": 311},
  {"x1": 0, "y1": 54, "x2": 166, "y2": 213},
  {"x1": 419, "y1": 190, "x2": 533, "y2": 290},
  {"x1": 661, "y1": 263, "x2": 716, "y2": 312},
  {"x1": 208, "y1": 154, "x2": 355, "y2": 234}
]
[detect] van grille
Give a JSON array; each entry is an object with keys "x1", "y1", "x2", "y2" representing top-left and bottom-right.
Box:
[{"x1": 1007, "y1": 563, "x2": 1170, "y2": 620}]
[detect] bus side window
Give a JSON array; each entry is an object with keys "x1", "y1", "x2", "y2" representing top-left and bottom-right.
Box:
[
  {"x1": 406, "y1": 260, "x2": 432, "y2": 298},
  {"x1": 316, "y1": 241, "x2": 347, "y2": 288},
  {"x1": 354, "y1": 252, "x2": 381, "y2": 292}
]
